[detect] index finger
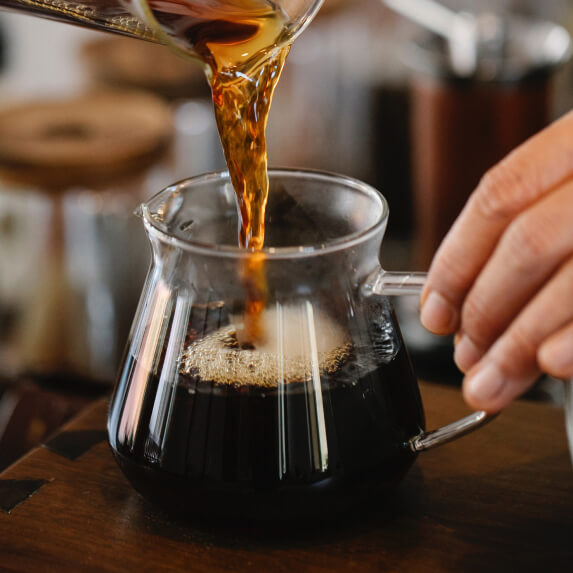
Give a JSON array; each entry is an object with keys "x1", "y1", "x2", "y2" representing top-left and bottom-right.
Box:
[{"x1": 420, "y1": 109, "x2": 573, "y2": 335}]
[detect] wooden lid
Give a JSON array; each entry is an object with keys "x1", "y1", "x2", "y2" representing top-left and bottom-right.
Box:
[
  {"x1": 0, "y1": 91, "x2": 174, "y2": 191},
  {"x1": 83, "y1": 37, "x2": 211, "y2": 101}
]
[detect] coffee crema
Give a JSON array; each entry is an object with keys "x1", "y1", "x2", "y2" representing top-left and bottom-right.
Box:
[{"x1": 180, "y1": 305, "x2": 352, "y2": 388}]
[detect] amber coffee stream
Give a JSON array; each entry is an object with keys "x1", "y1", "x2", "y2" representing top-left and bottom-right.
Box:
[{"x1": 137, "y1": 0, "x2": 292, "y2": 342}]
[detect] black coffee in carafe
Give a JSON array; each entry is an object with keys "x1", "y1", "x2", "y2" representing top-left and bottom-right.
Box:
[
  {"x1": 108, "y1": 300, "x2": 425, "y2": 521},
  {"x1": 108, "y1": 169, "x2": 495, "y2": 524}
]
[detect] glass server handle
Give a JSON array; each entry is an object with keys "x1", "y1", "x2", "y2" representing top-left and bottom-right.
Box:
[{"x1": 365, "y1": 269, "x2": 495, "y2": 452}]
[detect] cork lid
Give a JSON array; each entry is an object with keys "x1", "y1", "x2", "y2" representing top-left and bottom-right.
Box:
[{"x1": 0, "y1": 91, "x2": 174, "y2": 191}]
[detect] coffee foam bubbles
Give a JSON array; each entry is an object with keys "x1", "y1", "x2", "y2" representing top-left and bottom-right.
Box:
[{"x1": 179, "y1": 304, "x2": 351, "y2": 388}]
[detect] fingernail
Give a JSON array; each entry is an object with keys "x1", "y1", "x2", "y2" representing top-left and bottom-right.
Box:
[
  {"x1": 454, "y1": 335, "x2": 483, "y2": 373},
  {"x1": 539, "y1": 337, "x2": 573, "y2": 377},
  {"x1": 464, "y1": 363, "x2": 505, "y2": 407},
  {"x1": 420, "y1": 291, "x2": 458, "y2": 334}
]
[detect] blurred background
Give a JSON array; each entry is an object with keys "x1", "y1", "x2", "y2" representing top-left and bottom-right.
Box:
[{"x1": 0, "y1": 0, "x2": 572, "y2": 469}]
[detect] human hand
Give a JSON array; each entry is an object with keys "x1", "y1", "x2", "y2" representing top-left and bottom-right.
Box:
[{"x1": 420, "y1": 110, "x2": 573, "y2": 413}]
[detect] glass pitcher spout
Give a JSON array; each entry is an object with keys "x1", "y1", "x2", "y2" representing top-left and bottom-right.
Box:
[{"x1": 0, "y1": 0, "x2": 325, "y2": 53}]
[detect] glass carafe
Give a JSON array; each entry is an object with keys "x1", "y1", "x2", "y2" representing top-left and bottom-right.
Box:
[
  {"x1": 0, "y1": 0, "x2": 324, "y2": 60},
  {"x1": 107, "y1": 169, "x2": 492, "y2": 521}
]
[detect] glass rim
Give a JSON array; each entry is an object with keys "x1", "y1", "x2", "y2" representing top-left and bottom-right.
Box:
[
  {"x1": 131, "y1": 0, "x2": 326, "y2": 66},
  {"x1": 140, "y1": 168, "x2": 389, "y2": 260}
]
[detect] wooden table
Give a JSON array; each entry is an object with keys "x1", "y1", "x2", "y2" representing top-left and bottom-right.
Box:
[{"x1": 1, "y1": 383, "x2": 572, "y2": 573}]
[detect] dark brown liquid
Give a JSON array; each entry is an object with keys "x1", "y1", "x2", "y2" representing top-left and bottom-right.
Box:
[{"x1": 108, "y1": 304, "x2": 426, "y2": 522}]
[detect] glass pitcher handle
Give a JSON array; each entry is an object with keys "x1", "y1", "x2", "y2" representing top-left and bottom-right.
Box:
[{"x1": 365, "y1": 269, "x2": 495, "y2": 452}]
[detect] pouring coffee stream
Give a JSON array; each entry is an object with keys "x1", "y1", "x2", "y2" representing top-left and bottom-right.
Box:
[
  {"x1": 131, "y1": 0, "x2": 322, "y2": 343},
  {"x1": 0, "y1": 0, "x2": 324, "y2": 343}
]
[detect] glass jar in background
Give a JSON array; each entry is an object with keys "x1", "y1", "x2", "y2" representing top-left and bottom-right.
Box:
[
  {"x1": 388, "y1": 3, "x2": 572, "y2": 388},
  {"x1": 406, "y1": 13, "x2": 571, "y2": 271},
  {"x1": 0, "y1": 90, "x2": 173, "y2": 384}
]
